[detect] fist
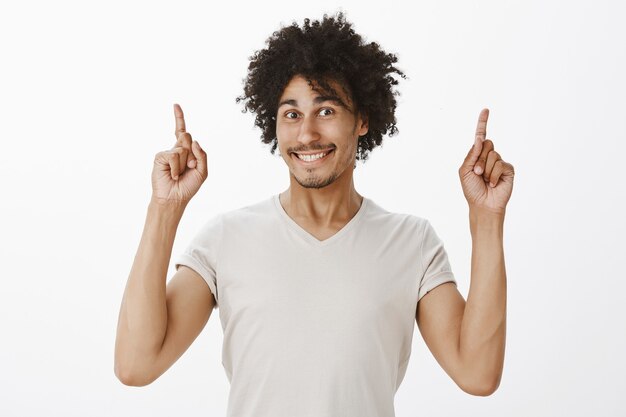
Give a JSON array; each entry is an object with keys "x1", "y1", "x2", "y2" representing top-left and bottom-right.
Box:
[
  {"x1": 151, "y1": 104, "x2": 208, "y2": 205},
  {"x1": 459, "y1": 108, "x2": 515, "y2": 215}
]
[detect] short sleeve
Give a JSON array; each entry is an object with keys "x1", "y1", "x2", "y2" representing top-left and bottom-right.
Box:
[
  {"x1": 418, "y1": 219, "x2": 457, "y2": 302},
  {"x1": 174, "y1": 214, "x2": 223, "y2": 309}
]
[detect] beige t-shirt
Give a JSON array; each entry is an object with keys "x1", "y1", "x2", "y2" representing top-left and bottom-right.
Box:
[{"x1": 174, "y1": 194, "x2": 456, "y2": 417}]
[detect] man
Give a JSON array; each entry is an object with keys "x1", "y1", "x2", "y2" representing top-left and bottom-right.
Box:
[{"x1": 114, "y1": 13, "x2": 514, "y2": 417}]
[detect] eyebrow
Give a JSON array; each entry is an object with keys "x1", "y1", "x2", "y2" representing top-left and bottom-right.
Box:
[{"x1": 278, "y1": 95, "x2": 348, "y2": 109}]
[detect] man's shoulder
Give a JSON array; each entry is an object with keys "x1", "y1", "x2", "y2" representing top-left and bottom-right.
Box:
[
  {"x1": 218, "y1": 195, "x2": 276, "y2": 224},
  {"x1": 191, "y1": 196, "x2": 276, "y2": 243},
  {"x1": 364, "y1": 197, "x2": 428, "y2": 229}
]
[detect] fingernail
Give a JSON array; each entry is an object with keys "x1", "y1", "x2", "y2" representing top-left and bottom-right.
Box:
[
  {"x1": 474, "y1": 166, "x2": 483, "y2": 175},
  {"x1": 490, "y1": 182, "x2": 495, "y2": 187}
]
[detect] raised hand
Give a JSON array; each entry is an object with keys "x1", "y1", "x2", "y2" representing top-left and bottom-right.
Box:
[
  {"x1": 151, "y1": 104, "x2": 208, "y2": 205},
  {"x1": 458, "y1": 108, "x2": 515, "y2": 215}
]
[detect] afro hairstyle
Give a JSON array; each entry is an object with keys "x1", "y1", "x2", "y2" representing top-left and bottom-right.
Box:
[{"x1": 236, "y1": 12, "x2": 406, "y2": 162}]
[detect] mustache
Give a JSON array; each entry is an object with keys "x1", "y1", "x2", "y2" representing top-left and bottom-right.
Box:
[{"x1": 289, "y1": 145, "x2": 335, "y2": 154}]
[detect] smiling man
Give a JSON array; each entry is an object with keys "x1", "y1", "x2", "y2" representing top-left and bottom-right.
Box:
[
  {"x1": 274, "y1": 74, "x2": 369, "y2": 240},
  {"x1": 278, "y1": 75, "x2": 366, "y2": 190},
  {"x1": 115, "y1": 12, "x2": 515, "y2": 417}
]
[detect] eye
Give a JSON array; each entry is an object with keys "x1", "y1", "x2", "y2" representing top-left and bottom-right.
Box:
[
  {"x1": 284, "y1": 111, "x2": 299, "y2": 119},
  {"x1": 318, "y1": 108, "x2": 334, "y2": 116}
]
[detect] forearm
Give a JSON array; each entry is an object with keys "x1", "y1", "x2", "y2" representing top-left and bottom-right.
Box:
[
  {"x1": 114, "y1": 198, "x2": 186, "y2": 379},
  {"x1": 459, "y1": 207, "x2": 507, "y2": 392}
]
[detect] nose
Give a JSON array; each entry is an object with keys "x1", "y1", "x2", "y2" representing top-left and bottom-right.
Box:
[{"x1": 296, "y1": 115, "x2": 321, "y2": 146}]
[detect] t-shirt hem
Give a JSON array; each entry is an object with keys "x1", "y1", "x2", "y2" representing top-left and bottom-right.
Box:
[
  {"x1": 417, "y1": 271, "x2": 457, "y2": 302},
  {"x1": 174, "y1": 254, "x2": 219, "y2": 308}
]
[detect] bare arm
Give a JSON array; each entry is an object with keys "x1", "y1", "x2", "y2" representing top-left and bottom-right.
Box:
[
  {"x1": 416, "y1": 210, "x2": 506, "y2": 396},
  {"x1": 416, "y1": 108, "x2": 513, "y2": 396},
  {"x1": 115, "y1": 104, "x2": 211, "y2": 386},
  {"x1": 114, "y1": 200, "x2": 179, "y2": 385},
  {"x1": 459, "y1": 209, "x2": 506, "y2": 392}
]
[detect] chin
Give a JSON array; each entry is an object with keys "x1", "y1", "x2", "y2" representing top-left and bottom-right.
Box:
[
  {"x1": 286, "y1": 149, "x2": 355, "y2": 189},
  {"x1": 293, "y1": 171, "x2": 340, "y2": 189}
]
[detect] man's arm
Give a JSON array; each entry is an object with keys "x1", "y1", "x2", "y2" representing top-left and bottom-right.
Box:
[
  {"x1": 114, "y1": 200, "x2": 215, "y2": 386},
  {"x1": 416, "y1": 207, "x2": 506, "y2": 396},
  {"x1": 115, "y1": 103, "x2": 213, "y2": 386}
]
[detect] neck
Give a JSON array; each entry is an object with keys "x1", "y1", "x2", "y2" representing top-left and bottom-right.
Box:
[{"x1": 279, "y1": 170, "x2": 363, "y2": 226}]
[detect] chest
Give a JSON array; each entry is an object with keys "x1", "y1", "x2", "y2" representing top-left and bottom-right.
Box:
[{"x1": 215, "y1": 226, "x2": 423, "y2": 334}]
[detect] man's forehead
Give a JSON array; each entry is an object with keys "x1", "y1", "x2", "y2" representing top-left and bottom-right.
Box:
[
  {"x1": 278, "y1": 95, "x2": 344, "y2": 108},
  {"x1": 279, "y1": 76, "x2": 353, "y2": 108}
]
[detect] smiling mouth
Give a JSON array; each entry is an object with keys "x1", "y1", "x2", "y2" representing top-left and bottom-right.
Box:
[{"x1": 292, "y1": 149, "x2": 334, "y2": 164}]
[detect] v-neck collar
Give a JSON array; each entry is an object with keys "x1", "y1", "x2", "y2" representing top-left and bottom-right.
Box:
[{"x1": 272, "y1": 193, "x2": 369, "y2": 247}]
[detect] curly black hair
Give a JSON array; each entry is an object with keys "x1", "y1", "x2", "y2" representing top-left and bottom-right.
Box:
[{"x1": 236, "y1": 12, "x2": 406, "y2": 162}]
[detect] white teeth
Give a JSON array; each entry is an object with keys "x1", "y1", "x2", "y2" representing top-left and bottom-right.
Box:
[{"x1": 296, "y1": 151, "x2": 329, "y2": 162}]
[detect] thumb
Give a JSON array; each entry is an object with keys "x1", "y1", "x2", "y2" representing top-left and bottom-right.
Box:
[
  {"x1": 461, "y1": 138, "x2": 483, "y2": 173},
  {"x1": 191, "y1": 140, "x2": 208, "y2": 178}
]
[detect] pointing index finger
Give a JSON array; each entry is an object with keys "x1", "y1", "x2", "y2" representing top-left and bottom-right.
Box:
[
  {"x1": 174, "y1": 103, "x2": 186, "y2": 139},
  {"x1": 475, "y1": 108, "x2": 489, "y2": 146}
]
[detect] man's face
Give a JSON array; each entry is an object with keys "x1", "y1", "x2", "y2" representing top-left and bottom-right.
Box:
[{"x1": 276, "y1": 75, "x2": 368, "y2": 189}]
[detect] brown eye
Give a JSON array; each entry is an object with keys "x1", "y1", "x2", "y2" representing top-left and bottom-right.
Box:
[
  {"x1": 318, "y1": 108, "x2": 333, "y2": 116},
  {"x1": 285, "y1": 111, "x2": 298, "y2": 119}
]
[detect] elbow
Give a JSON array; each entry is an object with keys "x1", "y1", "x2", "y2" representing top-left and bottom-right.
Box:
[
  {"x1": 462, "y1": 382, "x2": 499, "y2": 397},
  {"x1": 114, "y1": 344, "x2": 159, "y2": 387},
  {"x1": 459, "y1": 373, "x2": 502, "y2": 397},
  {"x1": 114, "y1": 362, "x2": 154, "y2": 387}
]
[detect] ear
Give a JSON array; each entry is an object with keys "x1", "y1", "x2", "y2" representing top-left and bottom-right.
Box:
[{"x1": 357, "y1": 113, "x2": 369, "y2": 136}]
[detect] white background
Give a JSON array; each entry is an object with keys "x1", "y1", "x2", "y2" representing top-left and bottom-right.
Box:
[{"x1": 1, "y1": 0, "x2": 624, "y2": 416}]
